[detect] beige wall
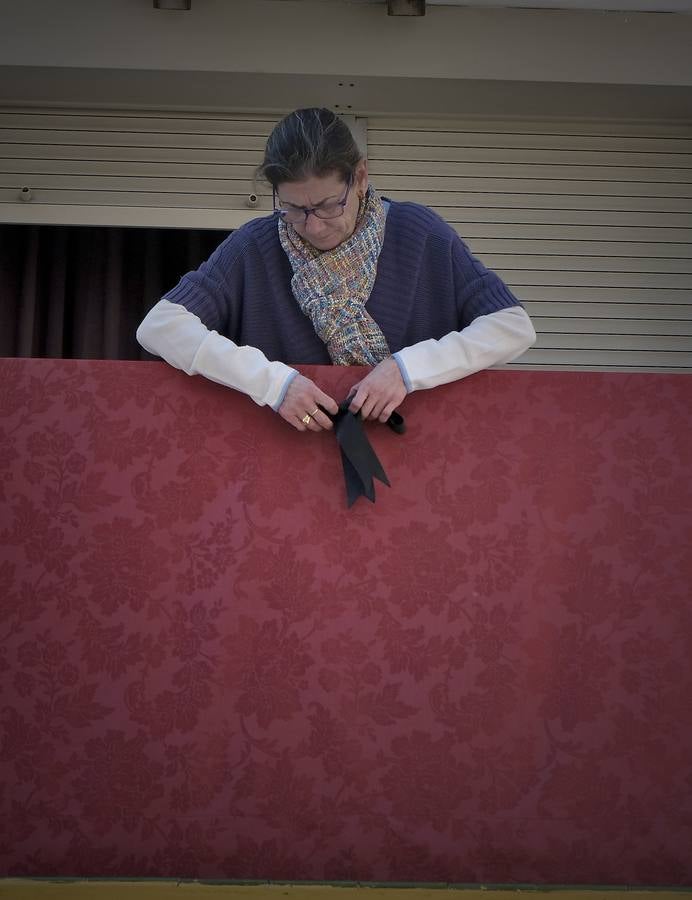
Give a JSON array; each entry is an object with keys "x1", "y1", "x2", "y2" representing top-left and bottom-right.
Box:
[
  {"x1": 1, "y1": 0, "x2": 691, "y2": 118},
  {"x1": 1, "y1": 0, "x2": 691, "y2": 84}
]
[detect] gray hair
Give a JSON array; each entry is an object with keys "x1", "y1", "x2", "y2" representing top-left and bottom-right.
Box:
[{"x1": 256, "y1": 108, "x2": 362, "y2": 188}]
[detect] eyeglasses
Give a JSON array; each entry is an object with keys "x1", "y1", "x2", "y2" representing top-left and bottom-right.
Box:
[{"x1": 274, "y1": 178, "x2": 353, "y2": 225}]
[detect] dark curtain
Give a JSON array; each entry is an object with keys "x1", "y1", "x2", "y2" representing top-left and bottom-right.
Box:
[{"x1": 0, "y1": 224, "x2": 227, "y2": 359}]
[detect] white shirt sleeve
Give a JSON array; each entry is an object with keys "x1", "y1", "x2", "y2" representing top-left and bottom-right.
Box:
[
  {"x1": 392, "y1": 306, "x2": 536, "y2": 392},
  {"x1": 136, "y1": 299, "x2": 297, "y2": 411}
]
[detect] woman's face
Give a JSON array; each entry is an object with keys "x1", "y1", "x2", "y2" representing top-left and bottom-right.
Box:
[{"x1": 275, "y1": 161, "x2": 369, "y2": 253}]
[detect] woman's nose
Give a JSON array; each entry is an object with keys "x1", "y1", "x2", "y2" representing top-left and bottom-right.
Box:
[{"x1": 303, "y1": 211, "x2": 328, "y2": 235}]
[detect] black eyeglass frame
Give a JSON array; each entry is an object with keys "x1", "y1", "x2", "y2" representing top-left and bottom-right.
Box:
[{"x1": 272, "y1": 176, "x2": 354, "y2": 224}]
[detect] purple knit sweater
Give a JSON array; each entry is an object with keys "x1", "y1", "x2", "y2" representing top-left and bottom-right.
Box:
[{"x1": 163, "y1": 199, "x2": 522, "y2": 365}]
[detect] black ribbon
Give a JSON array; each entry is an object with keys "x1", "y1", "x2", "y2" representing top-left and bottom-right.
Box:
[{"x1": 324, "y1": 401, "x2": 406, "y2": 507}]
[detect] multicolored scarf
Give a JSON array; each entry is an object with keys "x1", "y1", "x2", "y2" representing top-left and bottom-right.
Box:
[{"x1": 278, "y1": 185, "x2": 391, "y2": 366}]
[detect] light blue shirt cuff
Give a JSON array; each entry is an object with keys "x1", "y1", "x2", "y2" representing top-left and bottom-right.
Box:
[
  {"x1": 271, "y1": 369, "x2": 298, "y2": 411},
  {"x1": 392, "y1": 352, "x2": 412, "y2": 393}
]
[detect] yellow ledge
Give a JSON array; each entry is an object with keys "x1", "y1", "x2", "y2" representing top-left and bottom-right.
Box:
[{"x1": 1, "y1": 884, "x2": 691, "y2": 900}]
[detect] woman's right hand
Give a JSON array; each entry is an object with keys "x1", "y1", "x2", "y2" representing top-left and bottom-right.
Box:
[{"x1": 278, "y1": 374, "x2": 339, "y2": 432}]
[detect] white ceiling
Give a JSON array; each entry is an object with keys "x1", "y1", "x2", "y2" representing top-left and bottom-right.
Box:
[
  {"x1": 338, "y1": 0, "x2": 692, "y2": 9},
  {"x1": 427, "y1": 0, "x2": 692, "y2": 9}
]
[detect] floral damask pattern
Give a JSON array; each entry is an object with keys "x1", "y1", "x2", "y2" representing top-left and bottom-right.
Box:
[{"x1": 1, "y1": 359, "x2": 691, "y2": 883}]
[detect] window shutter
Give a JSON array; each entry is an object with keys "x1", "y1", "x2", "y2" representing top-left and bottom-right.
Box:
[
  {"x1": 0, "y1": 107, "x2": 279, "y2": 229},
  {"x1": 368, "y1": 117, "x2": 692, "y2": 372}
]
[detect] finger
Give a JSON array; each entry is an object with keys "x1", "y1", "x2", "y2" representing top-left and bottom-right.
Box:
[
  {"x1": 348, "y1": 386, "x2": 368, "y2": 415},
  {"x1": 314, "y1": 387, "x2": 339, "y2": 416},
  {"x1": 306, "y1": 414, "x2": 324, "y2": 432},
  {"x1": 294, "y1": 409, "x2": 319, "y2": 432},
  {"x1": 346, "y1": 381, "x2": 361, "y2": 400},
  {"x1": 310, "y1": 407, "x2": 333, "y2": 430},
  {"x1": 361, "y1": 395, "x2": 379, "y2": 420},
  {"x1": 379, "y1": 400, "x2": 399, "y2": 423},
  {"x1": 369, "y1": 397, "x2": 389, "y2": 421},
  {"x1": 278, "y1": 406, "x2": 301, "y2": 430},
  {"x1": 296, "y1": 407, "x2": 329, "y2": 432}
]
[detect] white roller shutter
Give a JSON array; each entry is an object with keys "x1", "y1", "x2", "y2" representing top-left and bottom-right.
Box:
[
  {"x1": 0, "y1": 107, "x2": 280, "y2": 229},
  {"x1": 368, "y1": 117, "x2": 692, "y2": 372}
]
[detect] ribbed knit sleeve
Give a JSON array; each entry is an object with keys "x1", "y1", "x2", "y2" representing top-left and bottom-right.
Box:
[
  {"x1": 451, "y1": 235, "x2": 522, "y2": 327},
  {"x1": 162, "y1": 229, "x2": 248, "y2": 336}
]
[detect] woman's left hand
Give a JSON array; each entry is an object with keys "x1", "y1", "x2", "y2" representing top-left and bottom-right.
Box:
[{"x1": 348, "y1": 356, "x2": 407, "y2": 423}]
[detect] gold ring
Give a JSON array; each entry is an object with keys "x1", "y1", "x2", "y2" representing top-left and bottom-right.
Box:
[
  {"x1": 310, "y1": 407, "x2": 320, "y2": 417},
  {"x1": 301, "y1": 414, "x2": 312, "y2": 425}
]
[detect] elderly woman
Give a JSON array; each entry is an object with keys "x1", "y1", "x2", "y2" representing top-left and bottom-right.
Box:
[{"x1": 137, "y1": 108, "x2": 535, "y2": 432}]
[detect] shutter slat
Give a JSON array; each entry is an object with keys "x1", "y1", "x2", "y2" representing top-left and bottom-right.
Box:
[
  {"x1": 453, "y1": 224, "x2": 692, "y2": 240},
  {"x1": 471, "y1": 240, "x2": 692, "y2": 259},
  {"x1": 368, "y1": 144, "x2": 692, "y2": 168},
  {"x1": 0, "y1": 187, "x2": 270, "y2": 211},
  {"x1": 518, "y1": 349, "x2": 691, "y2": 367},
  {"x1": 0, "y1": 113, "x2": 277, "y2": 135},
  {"x1": 481, "y1": 254, "x2": 692, "y2": 275},
  {"x1": 0, "y1": 152, "x2": 264, "y2": 171},
  {"x1": 368, "y1": 120, "x2": 692, "y2": 146},
  {"x1": 0, "y1": 202, "x2": 251, "y2": 229},
  {"x1": 525, "y1": 302, "x2": 692, "y2": 320},
  {"x1": 533, "y1": 317, "x2": 692, "y2": 336},
  {"x1": 522, "y1": 287, "x2": 691, "y2": 303},
  {"x1": 501, "y1": 270, "x2": 691, "y2": 289},
  {"x1": 0, "y1": 128, "x2": 272, "y2": 149},
  {"x1": 372, "y1": 173, "x2": 690, "y2": 198},
  {"x1": 0, "y1": 170, "x2": 258, "y2": 188},
  {"x1": 534, "y1": 333, "x2": 691, "y2": 351},
  {"x1": 0, "y1": 141, "x2": 267, "y2": 162},
  {"x1": 435, "y1": 208, "x2": 692, "y2": 227},
  {"x1": 369, "y1": 158, "x2": 692, "y2": 183},
  {"x1": 398, "y1": 192, "x2": 692, "y2": 213}
]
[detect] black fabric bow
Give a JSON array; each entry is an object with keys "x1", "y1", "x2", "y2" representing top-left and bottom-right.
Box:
[{"x1": 324, "y1": 401, "x2": 406, "y2": 507}]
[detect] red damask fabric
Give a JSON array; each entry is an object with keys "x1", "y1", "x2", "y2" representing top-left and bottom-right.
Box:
[{"x1": 1, "y1": 359, "x2": 691, "y2": 884}]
